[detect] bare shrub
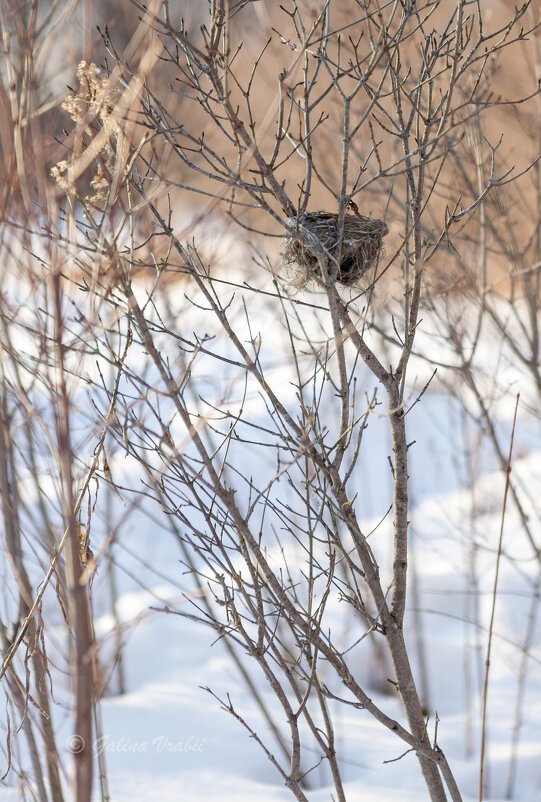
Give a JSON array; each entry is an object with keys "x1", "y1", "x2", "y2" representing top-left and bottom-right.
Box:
[{"x1": 1, "y1": 2, "x2": 540, "y2": 802}]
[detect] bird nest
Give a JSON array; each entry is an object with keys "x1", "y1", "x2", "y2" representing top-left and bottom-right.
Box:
[{"x1": 284, "y1": 211, "x2": 388, "y2": 287}]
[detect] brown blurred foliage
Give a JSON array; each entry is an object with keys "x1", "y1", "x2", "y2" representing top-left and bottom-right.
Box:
[{"x1": 0, "y1": 0, "x2": 539, "y2": 295}]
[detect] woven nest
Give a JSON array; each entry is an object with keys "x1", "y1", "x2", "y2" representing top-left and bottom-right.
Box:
[{"x1": 284, "y1": 211, "x2": 388, "y2": 287}]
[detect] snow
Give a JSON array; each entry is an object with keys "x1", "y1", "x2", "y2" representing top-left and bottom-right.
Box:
[{"x1": 2, "y1": 266, "x2": 541, "y2": 802}]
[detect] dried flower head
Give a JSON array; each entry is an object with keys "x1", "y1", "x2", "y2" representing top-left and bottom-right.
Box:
[
  {"x1": 52, "y1": 61, "x2": 121, "y2": 209},
  {"x1": 62, "y1": 61, "x2": 114, "y2": 125}
]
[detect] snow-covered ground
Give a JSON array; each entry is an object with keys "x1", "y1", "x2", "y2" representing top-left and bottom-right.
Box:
[
  {"x1": 1, "y1": 263, "x2": 541, "y2": 802},
  {"x1": 58, "y1": 435, "x2": 541, "y2": 802}
]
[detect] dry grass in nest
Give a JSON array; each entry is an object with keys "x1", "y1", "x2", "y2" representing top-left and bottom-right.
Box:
[{"x1": 284, "y1": 211, "x2": 388, "y2": 287}]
